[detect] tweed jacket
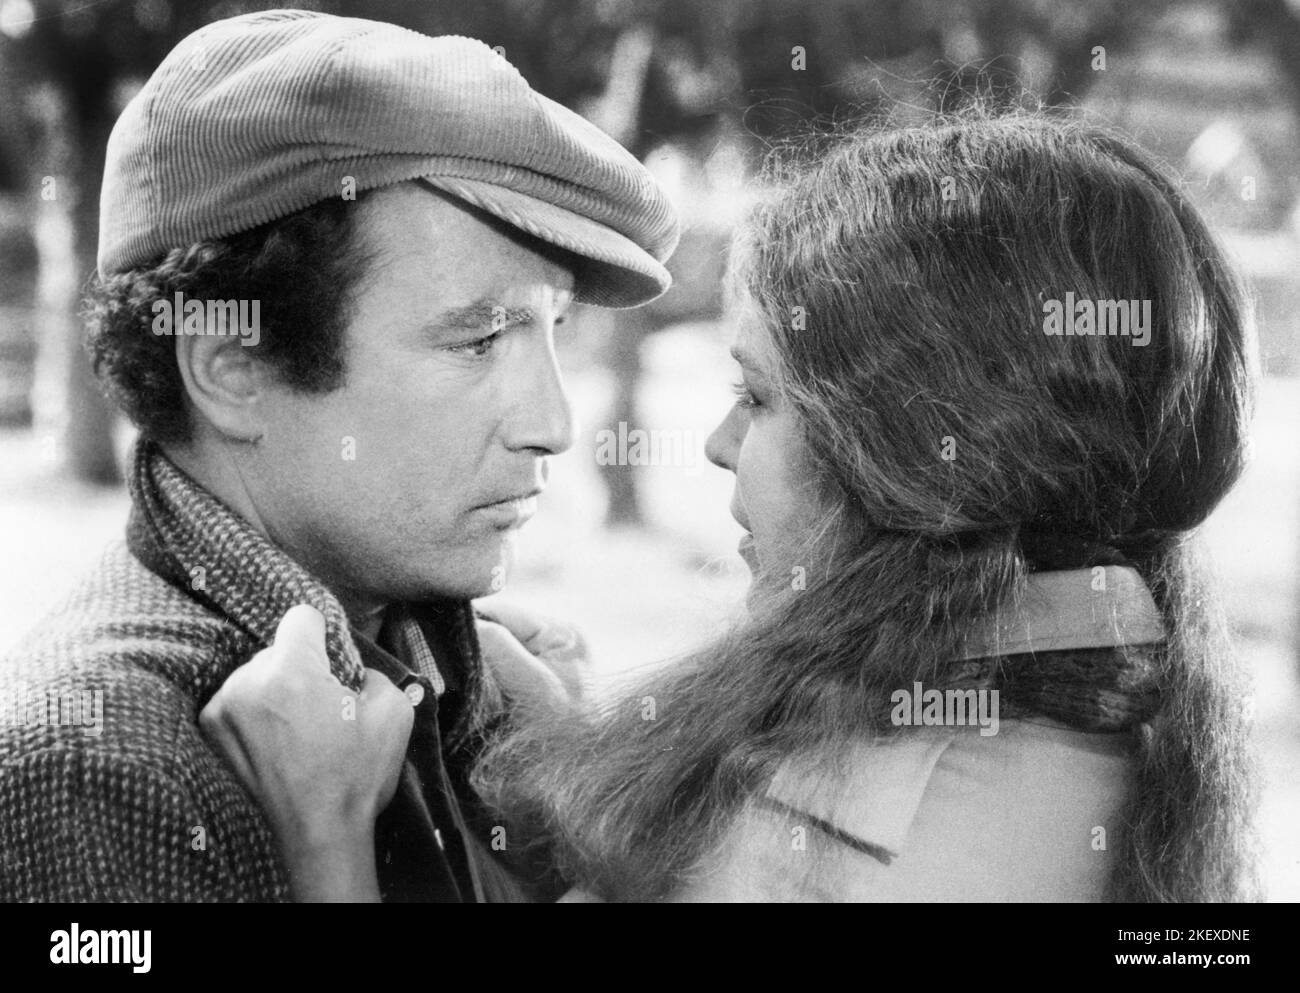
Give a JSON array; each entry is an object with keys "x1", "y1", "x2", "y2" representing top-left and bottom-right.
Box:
[{"x1": 0, "y1": 443, "x2": 490, "y2": 901}]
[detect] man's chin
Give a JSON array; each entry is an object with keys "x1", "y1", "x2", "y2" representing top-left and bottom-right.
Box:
[
  {"x1": 346, "y1": 535, "x2": 518, "y2": 605},
  {"x1": 401, "y1": 573, "x2": 501, "y2": 602},
  {"x1": 412, "y1": 552, "x2": 517, "y2": 602}
]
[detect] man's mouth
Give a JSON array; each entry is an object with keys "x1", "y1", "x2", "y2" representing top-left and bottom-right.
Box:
[{"x1": 474, "y1": 489, "x2": 542, "y2": 527}]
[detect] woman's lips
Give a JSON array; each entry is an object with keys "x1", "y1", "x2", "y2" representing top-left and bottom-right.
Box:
[{"x1": 737, "y1": 532, "x2": 758, "y2": 569}]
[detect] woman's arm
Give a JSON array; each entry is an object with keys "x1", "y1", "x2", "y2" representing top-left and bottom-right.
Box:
[
  {"x1": 199, "y1": 605, "x2": 414, "y2": 902},
  {"x1": 277, "y1": 827, "x2": 383, "y2": 903}
]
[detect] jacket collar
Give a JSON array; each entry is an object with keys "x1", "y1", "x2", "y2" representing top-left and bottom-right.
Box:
[
  {"x1": 127, "y1": 440, "x2": 403, "y2": 697},
  {"x1": 953, "y1": 565, "x2": 1166, "y2": 661}
]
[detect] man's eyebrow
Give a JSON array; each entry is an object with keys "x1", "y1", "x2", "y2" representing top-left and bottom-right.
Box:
[{"x1": 431, "y1": 300, "x2": 537, "y2": 331}]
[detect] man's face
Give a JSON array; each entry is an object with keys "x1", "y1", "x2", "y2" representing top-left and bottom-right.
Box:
[{"x1": 245, "y1": 183, "x2": 576, "y2": 610}]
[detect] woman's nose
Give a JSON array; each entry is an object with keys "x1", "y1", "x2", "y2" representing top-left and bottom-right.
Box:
[{"x1": 705, "y1": 405, "x2": 743, "y2": 473}]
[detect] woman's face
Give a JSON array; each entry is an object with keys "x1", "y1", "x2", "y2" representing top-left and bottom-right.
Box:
[{"x1": 705, "y1": 305, "x2": 824, "y2": 580}]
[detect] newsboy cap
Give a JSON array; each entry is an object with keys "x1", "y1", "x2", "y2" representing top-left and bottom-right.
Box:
[{"x1": 98, "y1": 9, "x2": 679, "y2": 308}]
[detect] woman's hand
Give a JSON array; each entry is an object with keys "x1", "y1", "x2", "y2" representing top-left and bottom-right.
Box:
[
  {"x1": 199, "y1": 604, "x2": 414, "y2": 901},
  {"x1": 475, "y1": 600, "x2": 592, "y2": 717}
]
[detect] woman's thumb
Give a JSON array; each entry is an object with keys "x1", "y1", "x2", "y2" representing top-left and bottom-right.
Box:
[{"x1": 273, "y1": 604, "x2": 329, "y2": 669}]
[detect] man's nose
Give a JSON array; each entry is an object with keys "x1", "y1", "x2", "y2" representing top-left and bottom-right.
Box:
[
  {"x1": 505, "y1": 344, "x2": 576, "y2": 456},
  {"x1": 705, "y1": 404, "x2": 743, "y2": 473}
]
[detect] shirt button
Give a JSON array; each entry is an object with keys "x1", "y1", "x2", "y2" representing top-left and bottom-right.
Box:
[{"x1": 404, "y1": 682, "x2": 425, "y2": 707}]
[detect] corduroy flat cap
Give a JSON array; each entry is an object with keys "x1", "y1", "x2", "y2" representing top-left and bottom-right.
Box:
[{"x1": 98, "y1": 9, "x2": 679, "y2": 308}]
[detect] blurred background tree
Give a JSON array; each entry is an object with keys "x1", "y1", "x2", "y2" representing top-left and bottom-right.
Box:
[{"x1": 0, "y1": 0, "x2": 1297, "y2": 513}]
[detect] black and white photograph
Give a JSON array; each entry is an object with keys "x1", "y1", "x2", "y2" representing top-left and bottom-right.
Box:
[{"x1": 0, "y1": 0, "x2": 1293, "y2": 964}]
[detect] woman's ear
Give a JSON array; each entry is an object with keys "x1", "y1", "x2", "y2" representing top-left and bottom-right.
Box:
[{"x1": 174, "y1": 332, "x2": 269, "y2": 443}]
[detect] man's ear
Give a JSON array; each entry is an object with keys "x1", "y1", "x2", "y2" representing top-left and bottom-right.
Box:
[{"x1": 174, "y1": 333, "x2": 270, "y2": 443}]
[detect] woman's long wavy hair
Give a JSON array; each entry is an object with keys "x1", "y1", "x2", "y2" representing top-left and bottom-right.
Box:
[{"x1": 471, "y1": 109, "x2": 1261, "y2": 902}]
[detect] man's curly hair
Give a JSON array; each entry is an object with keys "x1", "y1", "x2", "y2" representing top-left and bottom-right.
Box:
[{"x1": 84, "y1": 195, "x2": 377, "y2": 444}]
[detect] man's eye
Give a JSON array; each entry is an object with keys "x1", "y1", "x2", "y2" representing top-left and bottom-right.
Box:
[
  {"x1": 731, "y1": 380, "x2": 760, "y2": 409},
  {"x1": 448, "y1": 332, "x2": 501, "y2": 358}
]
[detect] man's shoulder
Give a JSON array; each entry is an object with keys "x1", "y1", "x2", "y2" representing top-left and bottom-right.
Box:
[
  {"x1": 5, "y1": 540, "x2": 253, "y2": 681},
  {"x1": 0, "y1": 538, "x2": 256, "y2": 777},
  {"x1": 0, "y1": 542, "x2": 286, "y2": 900}
]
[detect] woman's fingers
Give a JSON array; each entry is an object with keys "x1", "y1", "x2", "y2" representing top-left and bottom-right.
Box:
[
  {"x1": 360, "y1": 667, "x2": 415, "y2": 748},
  {"x1": 474, "y1": 599, "x2": 549, "y2": 649},
  {"x1": 198, "y1": 605, "x2": 417, "y2": 840},
  {"x1": 475, "y1": 599, "x2": 592, "y2": 704},
  {"x1": 477, "y1": 599, "x2": 585, "y2": 658},
  {"x1": 360, "y1": 668, "x2": 416, "y2": 809},
  {"x1": 198, "y1": 683, "x2": 258, "y2": 790},
  {"x1": 271, "y1": 603, "x2": 329, "y2": 670},
  {"x1": 476, "y1": 618, "x2": 571, "y2": 714}
]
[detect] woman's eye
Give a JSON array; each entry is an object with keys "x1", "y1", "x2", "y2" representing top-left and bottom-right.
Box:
[
  {"x1": 448, "y1": 332, "x2": 501, "y2": 358},
  {"x1": 731, "y1": 380, "x2": 760, "y2": 409}
]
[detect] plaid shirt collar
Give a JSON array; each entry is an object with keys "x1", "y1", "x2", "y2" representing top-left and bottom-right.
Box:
[{"x1": 386, "y1": 604, "x2": 447, "y2": 699}]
